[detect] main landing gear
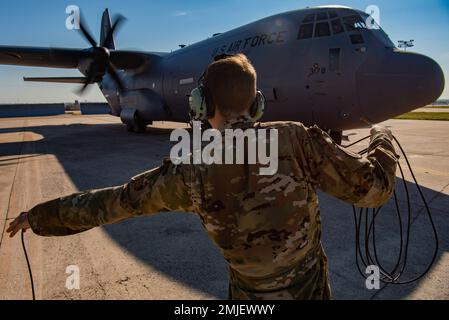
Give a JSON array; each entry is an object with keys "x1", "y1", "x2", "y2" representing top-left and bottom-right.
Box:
[
  {"x1": 126, "y1": 120, "x2": 147, "y2": 133},
  {"x1": 121, "y1": 108, "x2": 147, "y2": 133}
]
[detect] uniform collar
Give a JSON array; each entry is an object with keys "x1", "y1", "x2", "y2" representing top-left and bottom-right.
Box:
[{"x1": 222, "y1": 116, "x2": 256, "y2": 130}]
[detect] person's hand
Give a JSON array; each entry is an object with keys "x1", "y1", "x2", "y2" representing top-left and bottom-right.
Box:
[
  {"x1": 370, "y1": 125, "x2": 393, "y2": 140},
  {"x1": 7, "y1": 212, "x2": 31, "y2": 238}
]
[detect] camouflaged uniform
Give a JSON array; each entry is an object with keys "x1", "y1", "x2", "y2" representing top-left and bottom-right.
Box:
[{"x1": 27, "y1": 118, "x2": 398, "y2": 300}]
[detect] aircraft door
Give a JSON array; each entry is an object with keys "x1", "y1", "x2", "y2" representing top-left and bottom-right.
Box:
[
  {"x1": 302, "y1": 15, "x2": 354, "y2": 129},
  {"x1": 306, "y1": 39, "x2": 346, "y2": 128}
]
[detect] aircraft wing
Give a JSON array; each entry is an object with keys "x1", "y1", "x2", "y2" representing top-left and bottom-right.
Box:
[
  {"x1": 0, "y1": 46, "x2": 162, "y2": 70},
  {"x1": 0, "y1": 46, "x2": 89, "y2": 68}
]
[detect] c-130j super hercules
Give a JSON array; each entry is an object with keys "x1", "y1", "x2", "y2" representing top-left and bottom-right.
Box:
[{"x1": 0, "y1": 5, "x2": 445, "y2": 139}]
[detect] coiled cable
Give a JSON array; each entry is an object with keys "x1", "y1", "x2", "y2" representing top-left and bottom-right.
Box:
[{"x1": 344, "y1": 134, "x2": 439, "y2": 284}]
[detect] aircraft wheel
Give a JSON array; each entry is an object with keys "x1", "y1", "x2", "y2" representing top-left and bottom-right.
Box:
[
  {"x1": 124, "y1": 115, "x2": 146, "y2": 133},
  {"x1": 134, "y1": 122, "x2": 147, "y2": 133},
  {"x1": 126, "y1": 124, "x2": 134, "y2": 132}
]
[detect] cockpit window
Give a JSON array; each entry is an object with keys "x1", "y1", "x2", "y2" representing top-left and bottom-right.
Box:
[
  {"x1": 298, "y1": 23, "x2": 314, "y2": 39},
  {"x1": 359, "y1": 12, "x2": 396, "y2": 47},
  {"x1": 315, "y1": 22, "x2": 331, "y2": 37},
  {"x1": 303, "y1": 14, "x2": 315, "y2": 23},
  {"x1": 331, "y1": 19, "x2": 344, "y2": 34},
  {"x1": 342, "y1": 15, "x2": 367, "y2": 31},
  {"x1": 359, "y1": 12, "x2": 381, "y2": 30},
  {"x1": 299, "y1": 11, "x2": 388, "y2": 40},
  {"x1": 296, "y1": 11, "x2": 395, "y2": 47},
  {"x1": 316, "y1": 12, "x2": 328, "y2": 21}
]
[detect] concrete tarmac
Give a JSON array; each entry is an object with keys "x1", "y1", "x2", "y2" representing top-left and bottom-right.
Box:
[{"x1": 0, "y1": 114, "x2": 448, "y2": 300}]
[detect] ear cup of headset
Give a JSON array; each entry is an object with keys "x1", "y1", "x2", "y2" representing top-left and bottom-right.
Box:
[
  {"x1": 189, "y1": 87, "x2": 208, "y2": 121},
  {"x1": 248, "y1": 90, "x2": 266, "y2": 122},
  {"x1": 189, "y1": 84, "x2": 216, "y2": 121}
]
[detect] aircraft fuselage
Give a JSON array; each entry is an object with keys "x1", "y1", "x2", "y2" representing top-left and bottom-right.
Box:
[{"x1": 98, "y1": 6, "x2": 445, "y2": 131}]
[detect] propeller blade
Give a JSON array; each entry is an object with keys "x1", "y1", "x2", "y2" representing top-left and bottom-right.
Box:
[
  {"x1": 102, "y1": 14, "x2": 126, "y2": 48},
  {"x1": 78, "y1": 14, "x2": 98, "y2": 47},
  {"x1": 107, "y1": 62, "x2": 125, "y2": 92},
  {"x1": 77, "y1": 63, "x2": 98, "y2": 95},
  {"x1": 77, "y1": 81, "x2": 91, "y2": 95},
  {"x1": 74, "y1": 10, "x2": 130, "y2": 95}
]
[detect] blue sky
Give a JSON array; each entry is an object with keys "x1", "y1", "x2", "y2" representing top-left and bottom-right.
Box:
[{"x1": 0, "y1": 0, "x2": 448, "y2": 103}]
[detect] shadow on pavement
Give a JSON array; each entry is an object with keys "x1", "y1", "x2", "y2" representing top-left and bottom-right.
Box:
[{"x1": 0, "y1": 122, "x2": 447, "y2": 299}]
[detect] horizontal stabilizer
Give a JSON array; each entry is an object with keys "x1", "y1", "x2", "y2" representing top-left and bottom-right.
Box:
[{"x1": 23, "y1": 77, "x2": 87, "y2": 84}]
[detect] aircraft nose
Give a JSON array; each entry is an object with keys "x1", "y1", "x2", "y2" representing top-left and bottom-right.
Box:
[{"x1": 356, "y1": 51, "x2": 445, "y2": 122}]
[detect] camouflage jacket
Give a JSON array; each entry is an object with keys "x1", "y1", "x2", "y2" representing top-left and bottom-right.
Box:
[{"x1": 28, "y1": 119, "x2": 398, "y2": 300}]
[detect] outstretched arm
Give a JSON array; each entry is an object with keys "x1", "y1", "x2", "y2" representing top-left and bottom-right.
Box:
[
  {"x1": 7, "y1": 159, "x2": 194, "y2": 237},
  {"x1": 294, "y1": 124, "x2": 398, "y2": 208}
]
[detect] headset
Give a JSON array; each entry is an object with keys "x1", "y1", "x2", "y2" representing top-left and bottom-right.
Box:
[{"x1": 189, "y1": 54, "x2": 266, "y2": 122}]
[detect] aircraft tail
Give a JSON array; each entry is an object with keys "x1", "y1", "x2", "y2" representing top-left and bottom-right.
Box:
[{"x1": 100, "y1": 9, "x2": 115, "y2": 50}]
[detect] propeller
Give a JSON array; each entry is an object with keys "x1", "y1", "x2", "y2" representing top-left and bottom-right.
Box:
[{"x1": 76, "y1": 12, "x2": 127, "y2": 95}]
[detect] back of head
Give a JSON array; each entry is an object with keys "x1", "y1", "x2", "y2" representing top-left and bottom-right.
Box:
[{"x1": 204, "y1": 54, "x2": 257, "y2": 117}]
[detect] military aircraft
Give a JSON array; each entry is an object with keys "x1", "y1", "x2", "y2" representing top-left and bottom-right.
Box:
[{"x1": 0, "y1": 5, "x2": 445, "y2": 139}]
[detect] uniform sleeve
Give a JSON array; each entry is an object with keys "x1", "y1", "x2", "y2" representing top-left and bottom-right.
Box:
[
  {"x1": 293, "y1": 125, "x2": 398, "y2": 208},
  {"x1": 27, "y1": 159, "x2": 195, "y2": 236}
]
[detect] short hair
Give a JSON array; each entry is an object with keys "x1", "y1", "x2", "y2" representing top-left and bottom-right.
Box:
[{"x1": 204, "y1": 54, "x2": 257, "y2": 117}]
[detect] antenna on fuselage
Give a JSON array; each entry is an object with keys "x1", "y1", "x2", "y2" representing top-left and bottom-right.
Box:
[{"x1": 398, "y1": 39, "x2": 414, "y2": 51}]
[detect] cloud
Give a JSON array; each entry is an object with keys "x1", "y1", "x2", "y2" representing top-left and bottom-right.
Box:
[{"x1": 173, "y1": 11, "x2": 190, "y2": 17}]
